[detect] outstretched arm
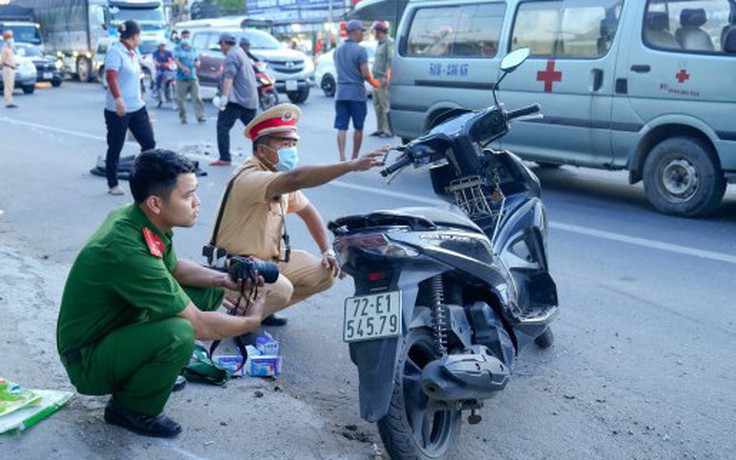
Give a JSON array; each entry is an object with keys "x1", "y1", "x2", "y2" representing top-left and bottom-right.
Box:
[{"x1": 265, "y1": 146, "x2": 388, "y2": 199}]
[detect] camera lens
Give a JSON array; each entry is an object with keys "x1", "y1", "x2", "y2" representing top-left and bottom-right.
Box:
[{"x1": 252, "y1": 260, "x2": 279, "y2": 284}]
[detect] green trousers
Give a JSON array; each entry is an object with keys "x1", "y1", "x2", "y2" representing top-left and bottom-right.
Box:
[{"x1": 65, "y1": 287, "x2": 222, "y2": 416}]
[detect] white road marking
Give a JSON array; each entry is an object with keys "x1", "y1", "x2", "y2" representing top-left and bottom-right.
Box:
[
  {"x1": 0, "y1": 117, "x2": 106, "y2": 141},
  {"x1": 2, "y1": 119, "x2": 732, "y2": 266},
  {"x1": 331, "y1": 181, "x2": 736, "y2": 266},
  {"x1": 550, "y1": 222, "x2": 736, "y2": 265},
  {"x1": 331, "y1": 180, "x2": 440, "y2": 205}
]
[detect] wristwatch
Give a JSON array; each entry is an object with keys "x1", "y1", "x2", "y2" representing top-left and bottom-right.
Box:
[{"x1": 322, "y1": 249, "x2": 336, "y2": 258}]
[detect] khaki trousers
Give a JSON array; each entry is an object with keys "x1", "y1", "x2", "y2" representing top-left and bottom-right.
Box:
[
  {"x1": 176, "y1": 79, "x2": 204, "y2": 122},
  {"x1": 3, "y1": 67, "x2": 15, "y2": 105},
  {"x1": 228, "y1": 250, "x2": 336, "y2": 317},
  {"x1": 373, "y1": 78, "x2": 390, "y2": 134}
]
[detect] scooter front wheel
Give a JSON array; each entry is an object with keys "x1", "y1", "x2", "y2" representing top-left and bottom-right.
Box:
[{"x1": 377, "y1": 327, "x2": 461, "y2": 459}]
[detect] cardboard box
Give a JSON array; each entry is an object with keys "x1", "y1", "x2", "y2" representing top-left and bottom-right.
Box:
[
  {"x1": 255, "y1": 332, "x2": 281, "y2": 356},
  {"x1": 214, "y1": 354, "x2": 248, "y2": 377},
  {"x1": 214, "y1": 345, "x2": 282, "y2": 378}
]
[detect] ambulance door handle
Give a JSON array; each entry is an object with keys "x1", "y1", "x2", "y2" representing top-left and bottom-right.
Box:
[
  {"x1": 591, "y1": 69, "x2": 604, "y2": 92},
  {"x1": 631, "y1": 65, "x2": 651, "y2": 73}
]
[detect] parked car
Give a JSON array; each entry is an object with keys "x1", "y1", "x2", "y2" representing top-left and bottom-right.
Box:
[
  {"x1": 0, "y1": 39, "x2": 37, "y2": 94},
  {"x1": 185, "y1": 26, "x2": 315, "y2": 104},
  {"x1": 314, "y1": 41, "x2": 376, "y2": 97},
  {"x1": 13, "y1": 42, "x2": 62, "y2": 87}
]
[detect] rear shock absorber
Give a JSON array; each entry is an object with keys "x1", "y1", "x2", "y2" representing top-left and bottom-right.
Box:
[{"x1": 430, "y1": 275, "x2": 448, "y2": 355}]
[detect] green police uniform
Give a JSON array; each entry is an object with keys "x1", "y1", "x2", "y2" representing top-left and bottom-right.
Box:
[{"x1": 57, "y1": 204, "x2": 223, "y2": 416}]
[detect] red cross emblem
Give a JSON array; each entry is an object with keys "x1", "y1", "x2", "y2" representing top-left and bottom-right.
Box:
[
  {"x1": 537, "y1": 59, "x2": 562, "y2": 92},
  {"x1": 675, "y1": 69, "x2": 690, "y2": 83}
]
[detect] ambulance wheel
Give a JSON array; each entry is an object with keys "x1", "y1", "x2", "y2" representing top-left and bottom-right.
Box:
[
  {"x1": 643, "y1": 136, "x2": 725, "y2": 217},
  {"x1": 22, "y1": 85, "x2": 35, "y2": 94}
]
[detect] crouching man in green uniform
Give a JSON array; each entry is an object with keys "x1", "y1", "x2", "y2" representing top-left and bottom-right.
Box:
[{"x1": 56, "y1": 149, "x2": 265, "y2": 438}]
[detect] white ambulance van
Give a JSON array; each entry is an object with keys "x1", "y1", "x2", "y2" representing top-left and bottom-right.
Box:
[{"x1": 389, "y1": 0, "x2": 736, "y2": 216}]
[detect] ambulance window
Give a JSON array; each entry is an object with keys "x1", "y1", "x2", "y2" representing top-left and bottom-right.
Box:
[
  {"x1": 511, "y1": 0, "x2": 623, "y2": 58},
  {"x1": 644, "y1": 0, "x2": 735, "y2": 54},
  {"x1": 404, "y1": 3, "x2": 506, "y2": 58}
]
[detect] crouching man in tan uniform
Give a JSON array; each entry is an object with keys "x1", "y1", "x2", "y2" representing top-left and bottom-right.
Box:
[{"x1": 212, "y1": 103, "x2": 387, "y2": 325}]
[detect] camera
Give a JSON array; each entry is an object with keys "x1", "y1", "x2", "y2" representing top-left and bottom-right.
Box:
[{"x1": 227, "y1": 256, "x2": 279, "y2": 284}]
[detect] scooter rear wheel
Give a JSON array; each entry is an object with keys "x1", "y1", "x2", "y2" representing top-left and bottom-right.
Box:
[{"x1": 377, "y1": 327, "x2": 461, "y2": 459}]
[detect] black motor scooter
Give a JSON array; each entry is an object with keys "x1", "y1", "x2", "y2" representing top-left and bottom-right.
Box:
[{"x1": 329, "y1": 48, "x2": 559, "y2": 459}]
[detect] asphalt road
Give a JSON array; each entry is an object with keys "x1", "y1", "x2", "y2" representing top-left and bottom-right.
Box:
[{"x1": 1, "y1": 82, "x2": 735, "y2": 459}]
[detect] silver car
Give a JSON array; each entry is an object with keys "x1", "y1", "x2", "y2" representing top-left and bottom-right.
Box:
[{"x1": 0, "y1": 39, "x2": 37, "y2": 94}]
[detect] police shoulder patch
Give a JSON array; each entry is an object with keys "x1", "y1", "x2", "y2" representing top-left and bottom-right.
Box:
[{"x1": 142, "y1": 227, "x2": 165, "y2": 258}]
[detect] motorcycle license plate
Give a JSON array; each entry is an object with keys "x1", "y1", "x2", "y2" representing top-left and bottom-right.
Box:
[
  {"x1": 43, "y1": 72, "x2": 53, "y2": 79},
  {"x1": 343, "y1": 291, "x2": 401, "y2": 342},
  {"x1": 286, "y1": 79, "x2": 298, "y2": 91}
]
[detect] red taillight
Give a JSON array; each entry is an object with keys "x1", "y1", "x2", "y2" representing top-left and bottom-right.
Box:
[{"x1": 367, "y1": 271, "x2": 385, "y2": 282}]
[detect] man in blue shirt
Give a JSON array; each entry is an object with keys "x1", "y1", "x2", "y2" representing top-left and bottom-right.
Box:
[
  {"x1": 152, "y1": 41, "x2": 173, "y2": 97},
  {"x1": 173, "y1": 39, "x2": 205, "y2": 124},
  {"x1": 334, "y1": 20, "x2": 380, "y2": 162}
]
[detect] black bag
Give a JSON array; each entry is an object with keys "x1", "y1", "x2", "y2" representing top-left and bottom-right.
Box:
[{"x1": 90, "y1": 155, "x2": 207, "y2": 180}]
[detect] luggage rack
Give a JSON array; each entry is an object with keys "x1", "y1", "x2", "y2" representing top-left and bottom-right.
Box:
[{"x1": 446, "y1": 175, "x2": 505, "y2": 246}]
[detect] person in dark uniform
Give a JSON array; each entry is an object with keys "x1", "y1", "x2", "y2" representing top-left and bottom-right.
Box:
[{"x1": 56, "y1": 149, "x2": 266, "y2": 438}]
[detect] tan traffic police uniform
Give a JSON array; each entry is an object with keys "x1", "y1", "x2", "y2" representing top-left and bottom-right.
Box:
[
  {"x1": 57, "y1": 204, "x2": 223, "y2": 416},
  {"x1": 213, "y1": 105, "x2": 335, "y2": 314}
]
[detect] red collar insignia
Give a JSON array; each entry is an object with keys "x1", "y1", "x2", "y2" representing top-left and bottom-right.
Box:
[{"x1": 142, "y1": 227, "x2": 165, "y2": 258}]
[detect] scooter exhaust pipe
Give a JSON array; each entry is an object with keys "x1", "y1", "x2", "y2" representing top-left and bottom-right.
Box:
[{"x1": 420, "y1": 345, "x2": 510, "y2": 401}]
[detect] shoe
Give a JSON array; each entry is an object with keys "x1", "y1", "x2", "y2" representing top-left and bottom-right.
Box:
[
  {"x1": 172, "y1": 375, "x2": 187, "y2": 392},
  {"x1": 379, "y1": 132, "x2": 394, "y2": 138},
  {"x1": 368, "y1": 131, "x2": 381, "y2": 137},
  {"x1": 261, "y1": 314, "x2": 288, "y2": 327},
  {"x1": 108, "y1": 186, "x2": 124, "y2": 196},
  {"x1": 197, "y1": 118, "x2": 206, "y2": 123},
  {"x1": 6, "y1": 103, "x2": 17, "y2": 108},
  {"x1": 209, "y1": 160, "x2": 232, "y2": 166},
  {"x1": 104, "y1": 398, "x2": 182, "y2": 438}
]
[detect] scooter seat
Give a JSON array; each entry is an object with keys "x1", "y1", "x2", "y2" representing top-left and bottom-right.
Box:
[{"x1": 392, "y1": 206, "x2": 484, "y2": 234}]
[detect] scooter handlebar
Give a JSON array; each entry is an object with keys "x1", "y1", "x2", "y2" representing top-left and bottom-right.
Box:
[
  {"x1": 506, "y1": 104, "x2": 541, "y2": 121},
  {"x1": 380, "y1": 153, "x2": 412, "y2": 177}
]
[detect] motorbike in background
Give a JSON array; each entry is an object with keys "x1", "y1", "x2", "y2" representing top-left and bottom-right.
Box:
[
  {"x1": 155, "y1": 59, "x2": 177, "y2": 108},
  {"x1": 254, "y1": 61, "x2": 278, "y2": 111},
  {"x1": 329, "y1": 48, "x2": 558, "y2": 459}
]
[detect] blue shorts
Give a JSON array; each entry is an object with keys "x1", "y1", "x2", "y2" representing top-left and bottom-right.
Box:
[{"x1": 334, "y1": 100, "x2": 367, "y2": 131}]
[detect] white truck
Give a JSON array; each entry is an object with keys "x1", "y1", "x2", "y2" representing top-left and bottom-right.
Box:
[{"x1": 9, "y1": 0, "x2": 168, "y2": 81}]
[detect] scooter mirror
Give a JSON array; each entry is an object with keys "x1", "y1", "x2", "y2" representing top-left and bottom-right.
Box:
[{"x1": 500, "y1": 47, "x2": 530, "y2": 73}]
